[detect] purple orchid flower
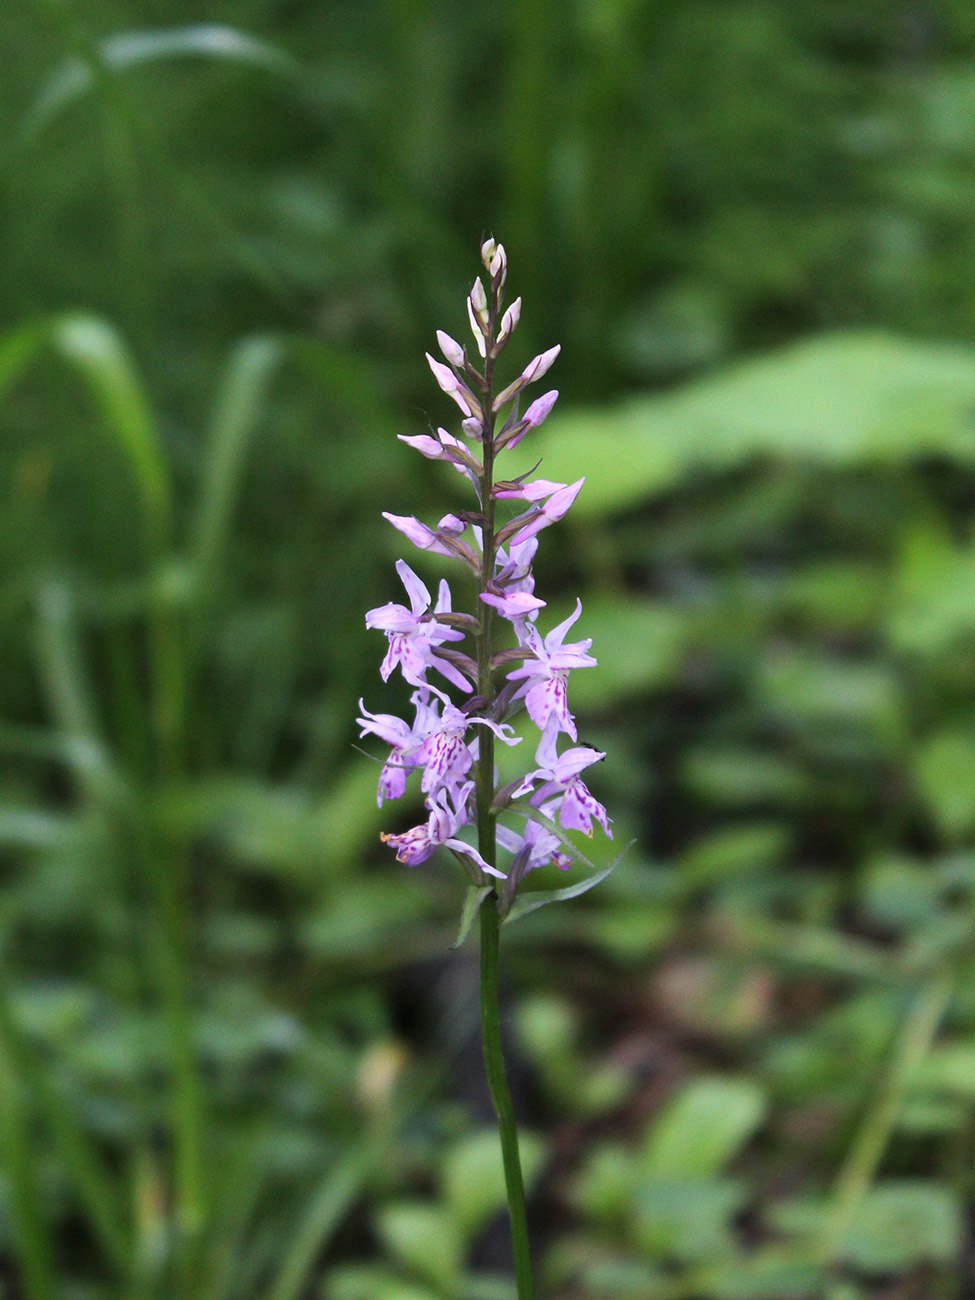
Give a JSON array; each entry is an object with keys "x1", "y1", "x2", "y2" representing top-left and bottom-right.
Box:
[
  {"x1": 357, "y1": 689, "x2": 442, "y2": 805},
  {"x1": 506, "y1": 600, "x2": 597, "y2": 740},
  {"x1": 514, "y1": 718, "x2": 612, "y2": 839},
  {"x1": 365, "y1": 559, "x2": 472, "y2": 693},
  {"x1": 381, "y1": 782, "x2": 505, "y2": 876},
  {"x1": 497, "y1": 818, "x2": 572, "y2": 875}
]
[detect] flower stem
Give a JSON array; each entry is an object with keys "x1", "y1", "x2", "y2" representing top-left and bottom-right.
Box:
[{"x1": 479, "y1": 900, "x2": 536, "y2": 1299}]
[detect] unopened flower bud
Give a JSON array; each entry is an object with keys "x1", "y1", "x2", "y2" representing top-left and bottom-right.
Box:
[
  {"x1": 480, "y1": 237, "x2": 498, "y2": 268},
  {"x1": 498, "y1": 297, "x2": 521, "y2": 345},
  {"x1": 470, "y1": 277, "x2": 488, "y2": 319},
  {"x1": 523, "y1": 389, "x2": 559, "y2": 430},
  {"x1": 426, "y1": 353, "x2": 479, "y2": 418},
  {"x1": 462, "y1": 416, "x2": 483, "y2": 440},
  {"x1": 436, "y1": 330, "x2": 465, "y2": 367},
  {"x1": 489, "y1": 243, "x2": 507, "y2": 284},
  {"x1": 492, "y1": 345, "x2": 561, "y2": 412},
  {"x1": 522, "y1": 344, "x2": 560, "y2": 385},
  {"x1": 467, "y1": 299, "x2": 488, "y2": 358}
]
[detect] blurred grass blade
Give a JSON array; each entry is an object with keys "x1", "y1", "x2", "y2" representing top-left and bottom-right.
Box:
[
  {"x1": 191, "y1": 336, "x2": 285, "y2": 594},
  {"x1": 25, "y1": 25, "x2": 296, "y2": 140},
  {"x1": 1, "y1": 992, "x2": 131, "y2": 1271},
  {"x1": 0, "y1": 958, "x2": 55, "y2": 1300},
  {"x1": 51, "y1": 317, "x2": 172, "y2": 548},
  {"x1": 34, "y1": 582, "x2": 124, "y2": 811},
  {"x1": 265, "y1": 1149, "x2": 369, "y2": 1300}
]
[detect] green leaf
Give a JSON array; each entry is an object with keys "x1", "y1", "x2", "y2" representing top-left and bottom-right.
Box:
[
  {"x1": 266, "y1": 1150, "x2": 368, "y2": 1300},
  {"x1": 324, "y1": 1265, "x2": 440, "y2": 1300},
  {"x1": 190, "y1": 336, "x2": 285, "y2": 595},
  {"x1": 841, "y1": 1183, "x2": 961, "y2": 1272},
  {"x1": 508, "y1": 332, "x2": 975, "y2": 518},
  {"x1": 630, "y1": 1179, "x2": 746, "y2": 1263},
  {"x1": 699, "y1": 1247, "x2": 825, "y2": 1300},
  {"x1": 680, "y1": 822, "x2": 789, "y2": 888},
  {"x1": 888, "y1": 528, "x2": 975, "y2": 654},
  {"x1": 451, "y1": 886, "x2": 493, "y2": 950},
  {"x1": 503, "y1": 854, "x2": 625, "y2": 926},
  {"x1": 557, "y1": 597, "x2": 686, "y2": 705},
  {"x1": 442, "y1": 1130, "x2": 545, "y2": 1242},
  {"x1": 914, "y1": 731, "x2": 975, "y2": 839},
  {"x1": 770, "y1": 1182, "x2": 962, "y2": 1271},
  {"x1": 25, "y1": 26, "x2": 296, "y2": 140},
  {"x1": 376, "y1": 1203, "x2": 462, "y2": 1294},
  {"x1": 51, "y1": 316, "x2": 172, "y2": 545},
  {"x1": 571, "y1": 1143, "x2": 638, "y2": 1222},
  {"x1": 641, "y1": 1077, "x2": 767, "y2": 1179},
  {"x1": 912, "y1": 1041, "x2": 975, "y2": 1100}
]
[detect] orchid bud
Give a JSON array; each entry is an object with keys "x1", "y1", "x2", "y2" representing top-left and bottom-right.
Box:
[
  {"x1": 436, "y1": 330, "x2": 466, "y2": 367},
  {"x1": 470, "y1": 277, "x2": 488, "y2": 319},
  {"x1": 489, "y1": 243, "x2": 507, "y2": 285},
  {"x1": 497, "y1": 297, "x2": 521, "y2": 347}
]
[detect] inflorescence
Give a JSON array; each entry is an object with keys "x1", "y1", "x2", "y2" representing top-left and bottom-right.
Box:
[{"x1": 358, "y1": 239, "x2": 611, "y2": 910}]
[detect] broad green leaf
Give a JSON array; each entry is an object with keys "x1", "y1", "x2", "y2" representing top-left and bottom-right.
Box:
[
  {"x1": 680, "y1": 822, "x2": 789, "y2": 887},
  {"x1": 770, "y1": 1182, "x2": 961, "y2": 1270},
  {"x1": 914, "y1": 731, "x2": 975, "y2": 839},
  {"x1": 699, "y1": 1247, "x2": 825, "y2": 1300},
  {"x1": 509, "y1": 332, "x2": 975, "y2": 518},
  {"x1": 442, "y1": 1130, "x2": 545, "y2": 1242},
  {"x1": 630, "y1": 1178, "x2": 746, "y2": 1263},
  {"x1": 641, "y1": 1077, "x2": 767, "y2": 1178},
  {"x1": 157, "y1": 762, "x2": 383, "y2": 877},
  {"x1": 571, "y1": 1143, "x2": 638, "y2": 1222},
  {"x1": 0, "y1": 808, "x2": 76, "y2": 851},
  {"x1": 888, "y1": 528, "x2": 975, "y2": 654},
  {"x1": 376, "y1": 1203, "x2": 462, "y2": 1294},
  {"x1": 324, "y1": 1265, "x2": 439, "y2": 1300},
  {"x1": 755, "y1": 647, "x2": 902, "y2": 741},
  {"x1": 911, "y1": 1041, "x2": 975, "y2": 1100},
  {"x1": 841, "y1": 1183, "x2": 960, "y2": 1272},
  {"x1": 681, "y1": 746, "x2": 809, "y2": 807}
]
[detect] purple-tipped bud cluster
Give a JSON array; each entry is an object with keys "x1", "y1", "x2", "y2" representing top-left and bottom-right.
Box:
[{"x1": 360, "y1": 241, "x2": 611, "y2": 897}]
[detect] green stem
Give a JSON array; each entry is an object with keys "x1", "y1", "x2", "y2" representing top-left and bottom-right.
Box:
[
  {"x1": 474, "y1": 261, "x2": 536, "y2": 1299},
  {"x1": 479, "y1": 902, "x2": 536, "y2": 1300}
]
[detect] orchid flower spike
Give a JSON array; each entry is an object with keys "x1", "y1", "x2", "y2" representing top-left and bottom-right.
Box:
[{"x1": 361, "y1": 239, "x2": 612, "y2": 893}]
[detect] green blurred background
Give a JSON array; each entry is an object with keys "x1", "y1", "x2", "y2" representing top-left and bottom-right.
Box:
[{"x1": 7, "y1": 2, "x2": 975, "y2": 1297}]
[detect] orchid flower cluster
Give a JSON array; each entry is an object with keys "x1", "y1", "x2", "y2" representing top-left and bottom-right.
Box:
[{"x1": 358, "y1": 239, "x2": 611, "y2": 909}]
